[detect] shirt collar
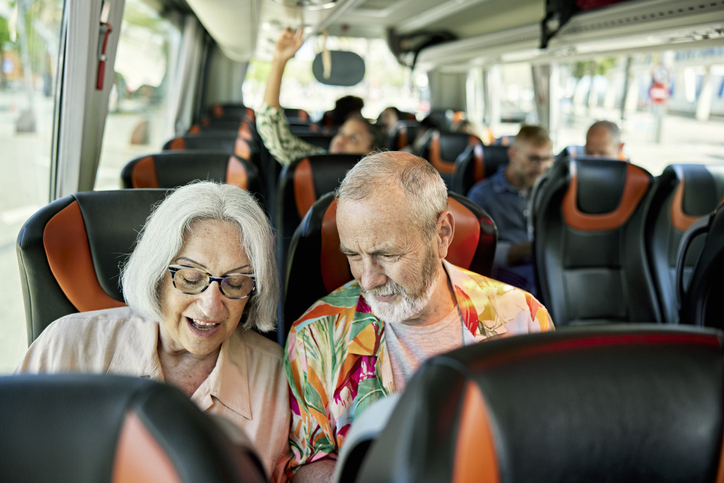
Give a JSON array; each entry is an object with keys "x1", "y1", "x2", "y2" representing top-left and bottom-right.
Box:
[
  {"x1": 444, "y1": 260, "x2": 509, "y2": 341},
  {"x1": 346, "y1": 260, "x2": 511, "y2": 354},
  {"x1": 491, "y1": 166, "x2": 524, "y2": 195}
]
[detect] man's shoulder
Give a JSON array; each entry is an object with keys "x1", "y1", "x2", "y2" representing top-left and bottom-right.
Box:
[
  {"x1": 467, "y1": 177, "x2": 495, "y2": 200},
  {"x1": 290, "y1": 281, "x2": 363, "y2": 331}
]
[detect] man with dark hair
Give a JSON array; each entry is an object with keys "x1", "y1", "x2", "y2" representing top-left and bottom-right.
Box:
[
  {"x1": 257, "y1": 29, "x2": 384, "y2": 166},
  {"x1": 466, "y1": 125, "x2": 553, "y2": 295},
  {"x1": 285, "y1": 151, "x2": 553, "y2": 482}
]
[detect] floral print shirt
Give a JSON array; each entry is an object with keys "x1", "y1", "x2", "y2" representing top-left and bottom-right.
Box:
[
  {"x1": 284, "y1": 260, "x2": 553, "y2": 477},
  {"x1": 256, "y1": 103, "x2": 326, "y2": 166}
]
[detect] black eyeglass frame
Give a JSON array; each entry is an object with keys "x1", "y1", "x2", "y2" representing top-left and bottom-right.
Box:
[{"x1": 167, "y1": 264, "x2": 256, "y2": 299}]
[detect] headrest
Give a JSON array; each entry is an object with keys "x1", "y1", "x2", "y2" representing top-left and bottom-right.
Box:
[
  {"x1": 46, "y1": 191, "x2": 169, "y2": 310},
  {"x1": 289, "y1": 154, "x2": 363, "y2": 219},
  {"x1": 388, "y1": 120, "x2": 420, "y2": 150},
  {"x1": 358, "y1": 325, "x2": 724, "y2": 483},
  {"x1": 210, "y1": 104, "x2": 254, "y2": 121},
  {"x1": 428, "y1": 131, "x2": 480, "y2": 174},
  {"x1": 668, "y1": 164, "x2": 724, "y2": 231},
  {"x1": 162, "y1": 134, "x2": 252, "y2": 161},
  {"x1": 0, "y1": 375, "x2": 266, "y2": 483},
  {"x1": 316, "y1": 194, "x2": 496, "y2": 292},
  {"x1": 562, "y1": 158, "x2": 651, "y2": 231}
]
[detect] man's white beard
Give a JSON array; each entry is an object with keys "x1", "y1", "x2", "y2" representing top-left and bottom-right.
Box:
[{"x1": 362, "y1": 270, "x2": 439, "y2": 324}]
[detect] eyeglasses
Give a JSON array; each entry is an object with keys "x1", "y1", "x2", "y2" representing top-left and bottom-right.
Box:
[
  {"x1": 527, "y1": 154, "x2": 553, "y2": 164},
  {"x1": 167, "y1": 265, "x2": 256, "y2": 299}
]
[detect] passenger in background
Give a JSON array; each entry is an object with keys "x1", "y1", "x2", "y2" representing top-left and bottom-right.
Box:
[
  {"x1": 376, "y1": 106, "x2": 401, "y2": 132},
  {"x1": 257, "y1": 29, "x2": 385, "y2": 166},
  {"x1": 585, "y1": 120, "x2": 625, "y2": 159},
  {"x1": 466, "y1": 125, "x2": 553, "y2": 296},
  {"x1": 451, "y1": 119, "x2": 496, "y2": 145},
  {"x1": 16, "y1": 182, "x2": 291, "y2": 482},
  {"x1": 323, "y1": 95, "x2": 365, "y2": 129},
  {"x1": 285, "y1": 151, "x2": 553, "y2": 483}
]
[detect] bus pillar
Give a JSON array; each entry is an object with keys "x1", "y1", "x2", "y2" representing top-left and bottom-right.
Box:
[{"x1": 696, "y1": 65, "x2": 713, "y2": 122}]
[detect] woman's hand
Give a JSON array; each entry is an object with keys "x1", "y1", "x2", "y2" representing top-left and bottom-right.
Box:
[{"x1": 274, "y1": 28, "x2": 304, "y2": 63}]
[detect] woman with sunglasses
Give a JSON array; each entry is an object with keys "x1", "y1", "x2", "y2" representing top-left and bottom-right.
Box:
[{"x1": 17, "y1": 181, "x2": 290, "y2": 481}]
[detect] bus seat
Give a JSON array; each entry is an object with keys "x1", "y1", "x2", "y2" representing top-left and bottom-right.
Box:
[
  {"x1": 334, "y1": 393, "x2": 400, "y2": 483},
  {"x1": 162, "y1": 132, "x2": 259, "y2": 166},
  {"x1": 208, "y1": 103, "x2": 255, "y2": 122},
  {"x1": 275, "y1": 154, "x2": 363, "y2": 273},
  {"x1": 677, "y1": 202, "x2": 724, "y2": 329},
  {"x1": 560, "y1": 144, "x2": 585, "y2": 159},
  {"x1": 644, "y1": 164, "x2": 724, "y2": 324},
  {"x1": 400, "y1": 111, "x2": 417, "y2": 121},
  {"x1": 356, "y1": 325, "x2": 724, "y2": 483},
  {"x1": 451, "y1": 143, "x2": 509, "y2": 195},
  {"x1": 386, "y1": 120, "x2": 421, "y2": 151},
  {"x1": 0, "y1": 374, "x2": 266, "y2": 483},
  {"x1": 282, "y1": 192, "x2": 497, "y2": 342},
  {"x1": 532, "y1": 157, "x2": 660, "y2": 326},
  {"x1": 188, "y1": 118, "x2": 255, "y2": 142},
  {"x1": 185, "y1": 121, "x2": 279, "y2": 217},
  {"x1": 297, "y1": 132, "x2": 335, "y2": 150},
  {"x1": 419, "y1": 130, "x2": 481, "y2": 187},
  {"x1": 492, "y1": 135, "x2": 512, "y2": 146},
  {"x1": 16, "y1": 189, "x2": 169, "y2": 344},
  {"x1": 284, "y1": 107, "x2": 310, "y2": 123},
  {"x1": 120, "y1": 151, "x2": 264, "y2": 203}
]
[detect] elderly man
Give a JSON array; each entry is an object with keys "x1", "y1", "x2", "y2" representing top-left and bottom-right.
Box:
[
  {"x1": 467, "y1": 125, "x2": 553, "y2": 296},
  {"x1": 285, "y1": 151, "x2": 553, "y2": 482},
  {"x1": 585, "y1": 120, "x2": 625, "y2": 159}
]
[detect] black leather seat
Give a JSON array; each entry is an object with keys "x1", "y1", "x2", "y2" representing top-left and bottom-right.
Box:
[
  {"x1": 121, "y1": 150, "x2": 263, "y2": 192},
  {"x1": 0, "y1": 374, "x2": 266, "y2": 482},
  {"x1": 188, "y1": 118, "x2": 255, "y2": 140},
  {"x1": 532, "y1": 157, "x2": 660, "y2": 326},
  {"x1": 492, "y1": 135, "x2": 512, "y2": 146},
  {"x1": 207, "y1": 103, "x2": 255, "y2": 122},
  {"x1": 419, "y1": 130, "x2": 481, "y2": 187},
  {"x1": 162, "y1": 132, "x2": 258, "y2": 167},
  {"x1": 644, "y1": 164, "x2": 724, "y2": 323},
  {"x1": 275, "y1": 153, "x2": 363, "y2": 270},
  {"x1": 386, "y1": 120, "x2": 421, "y2": 151},
  {"x1": 451, "y1": 143, "x2": 509, "y2": 195},
  {"x1": 297, "y1": 132, "x2": 335, "y2": 150},
  {"x1": 282, "y1": 191, "x2": 497, "y2": 342},
  {"x1": 120, "y1": 151, "x2": 264, "y2": 203},
  {"x1": 16, "y1": 190, "x2": 169, "y2": 343},
  {"x1": 356, "y1": 325, "x2": 724, "y2": 483},
  {"x1": 558, "y1": 144, "x2": 585, "y2": 159},
  {"x1": 284, "y1": 107, "x2": 310, "y2": 123},
  {"x1": 678, "y1": 202, "x2": 724, "y2": 329}
]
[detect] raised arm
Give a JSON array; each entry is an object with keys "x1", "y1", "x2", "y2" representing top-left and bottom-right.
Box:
[
  {"x1": 257, "y1": 28, "x2": 324, "y2": 165},
  {"x1": 264, "y1": 28, "x2": 304, "y2": 109}
]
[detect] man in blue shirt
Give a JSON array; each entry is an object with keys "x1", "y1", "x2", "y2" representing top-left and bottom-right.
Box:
[{"x1": 467, "y1": 125, "x2": 552, "y2": 295}]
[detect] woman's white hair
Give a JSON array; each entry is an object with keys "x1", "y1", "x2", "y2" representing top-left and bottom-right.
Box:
[
  {"x1": 336, "y1": 151, "x2": 448, "y2": 237},
  {"x1": 120, "y1": 181, "x2": 278, "y2": 332}
]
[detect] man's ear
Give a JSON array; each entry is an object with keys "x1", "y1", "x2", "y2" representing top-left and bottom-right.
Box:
[{"x1": 436, "y1": 210, "x2": 455, "y2": 259}]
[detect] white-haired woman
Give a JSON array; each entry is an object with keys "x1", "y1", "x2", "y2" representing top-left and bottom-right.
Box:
[{"x1": 17, "y1": 182, "x2": 290, "y2": 481}]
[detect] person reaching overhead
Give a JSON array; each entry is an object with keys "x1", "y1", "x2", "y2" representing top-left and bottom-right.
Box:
[{"x1": 256, "y1": 28, "x2": 385, "y2": 166}]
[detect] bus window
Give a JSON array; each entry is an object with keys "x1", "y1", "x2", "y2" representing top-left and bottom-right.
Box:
[
  {"x1": 552, "y1": 50, "x2": 724, "y2": 176},
  {"x1": 94, "y1": 0, "x2": 180, "y2": 191},
  {"x1": 0, "y1": 0, "x2": 63, "y2": 373},
  {"x1": 243, "y1": 35, "x2": 425, "y2": 121}
]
